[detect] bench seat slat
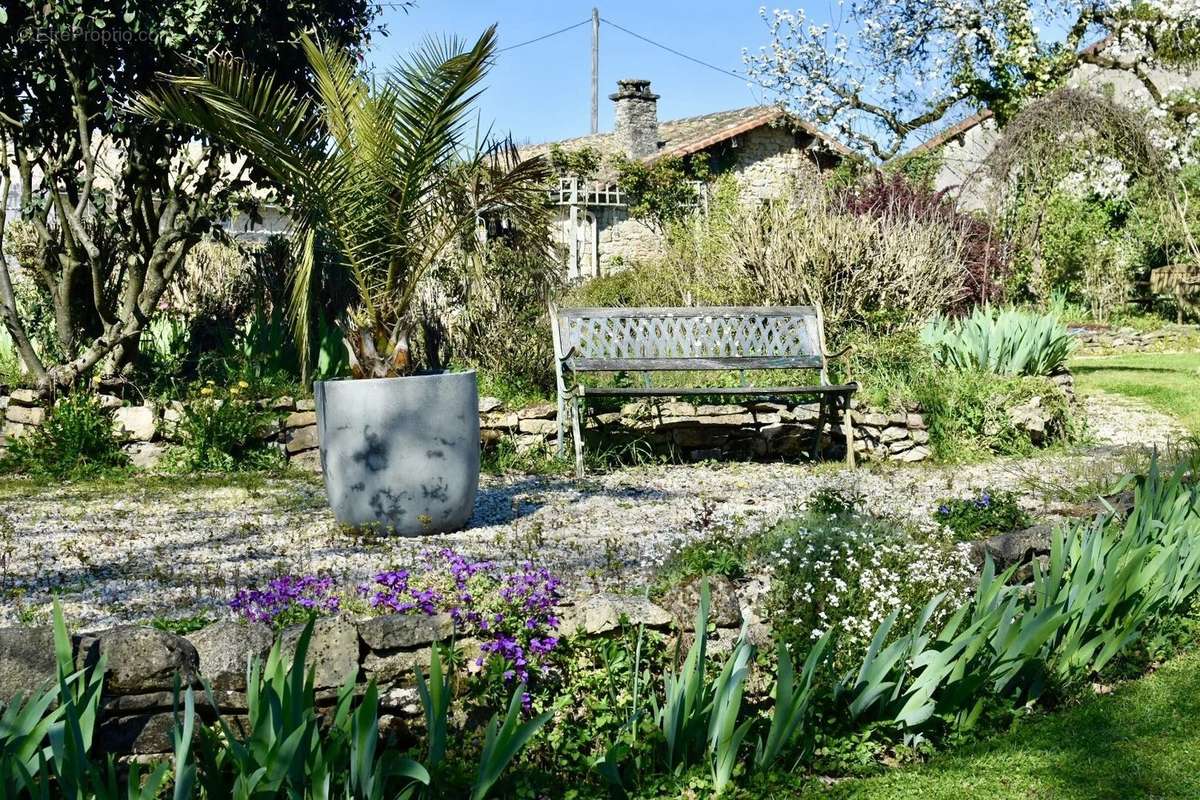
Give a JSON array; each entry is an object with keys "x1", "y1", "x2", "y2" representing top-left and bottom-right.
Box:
[
  {"x1": 578, "y1": 384, "x2": 858, "y2": 398},
  {"x1": 568, "y1": 356, "x2": 824, "y2": 371}
]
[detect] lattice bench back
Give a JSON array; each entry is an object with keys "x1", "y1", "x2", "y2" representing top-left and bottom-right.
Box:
[{"x1": 553, "y1": 306, "x2": 829, "y2": 375}]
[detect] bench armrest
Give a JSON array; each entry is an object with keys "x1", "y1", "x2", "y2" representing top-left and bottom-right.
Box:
[{"x1": 824, "y1": 344, "x2": 852, "y2": 360}]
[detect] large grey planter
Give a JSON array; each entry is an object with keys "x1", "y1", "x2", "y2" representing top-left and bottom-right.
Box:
[{"x1": 313, "y1": 371, "x2": 480, "y2": 536}]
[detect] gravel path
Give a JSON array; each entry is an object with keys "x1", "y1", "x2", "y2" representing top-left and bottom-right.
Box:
[{"x1": 0, "y1": 393, "x2": 1187, "y2": 629}]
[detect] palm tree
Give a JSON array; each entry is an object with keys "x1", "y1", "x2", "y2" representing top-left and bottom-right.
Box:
[{"x1": 131, "y1": 26, "x2": 549, "y2": 378}]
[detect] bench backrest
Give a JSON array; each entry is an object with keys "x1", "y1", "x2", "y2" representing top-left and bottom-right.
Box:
[{"x1": 552, "y1": 306, "x2": 828, "y2": 373}]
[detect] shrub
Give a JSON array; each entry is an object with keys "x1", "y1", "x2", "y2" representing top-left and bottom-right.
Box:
[
  {"x1": 655, "y1": 506, "x2": 749, "y2": 593},
  {"x1": 915, "y1": 371, "x2": 1073, "y2": 461},
  {"x1": 934, "y1": 490, "x2": 1032, "y2": 541},
  {"x1": 808, "y1": 486, "x2": 865, "y2": 516},
  {"x1": 170, "y1": 383, "x2": 280, "y2": 472},
  {"x1": 1, "y1": 392, "x2": 128, "y2": 479},
  {"x1": 837, "y1": 173, "x2": 1010, "y2": 309},
  {"x1": 838, "y1": 330, "x2": 1075, "y2": 460},
  {"x1": 758, "y1": 510, "x2": 974, "y2": 670},
  {"x1": 567, "y1": 175, "x2": 994, "y2": 341},
  {"x1": 437, "y1": 243, "x2": 563, "y2": 397},
  {"x1": 565, "y1": 258, "x2": 683, "y2": 309},
  {"x1": 921, "y1": 305, "x2": 1076, "y2": 377},
  {"x1": 665, "y1": 179, "x2": 975, "y2": 340}
]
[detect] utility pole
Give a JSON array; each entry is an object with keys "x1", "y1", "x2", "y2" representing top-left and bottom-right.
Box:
[{"x1": 591, "y1": 7, "x2": 600, "y2": 134}]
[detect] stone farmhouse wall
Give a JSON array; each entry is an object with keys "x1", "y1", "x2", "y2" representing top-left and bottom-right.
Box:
[
  {"x1": 580, "y1": 125, "x2": 832, "y2": 274},
  {"x1": 731, "y1": 124, "x2": 825, "y2": 202}
]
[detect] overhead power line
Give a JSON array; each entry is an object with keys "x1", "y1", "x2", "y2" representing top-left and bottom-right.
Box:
[
  {"x1": 600, "y1": 16, "x2": 765, "y2": 90},
  {"x1": 499, "y1": 18, "x2": 591, "y2": 52}
]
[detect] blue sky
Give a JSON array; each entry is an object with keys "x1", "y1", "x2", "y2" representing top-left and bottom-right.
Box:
[{"x1": 367, "y1": 2, "x2": 839, "y2": 146}]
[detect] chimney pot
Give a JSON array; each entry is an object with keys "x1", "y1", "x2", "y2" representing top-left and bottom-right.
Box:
[{"x1": 610, "y1": 79, "x2": 660, "y2": 159}]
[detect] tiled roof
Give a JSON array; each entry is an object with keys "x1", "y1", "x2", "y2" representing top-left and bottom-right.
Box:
[
  {"x1": 902, "y1": 110, "x2": 995, "y2": 158},
  {"x1": 522, "y1": 105, "x2": 850, "y2": 165}
]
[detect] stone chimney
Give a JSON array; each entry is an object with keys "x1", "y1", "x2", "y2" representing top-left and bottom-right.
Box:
[{"x1": 610, "y1": 79, "x2": 660, "y2": 159}]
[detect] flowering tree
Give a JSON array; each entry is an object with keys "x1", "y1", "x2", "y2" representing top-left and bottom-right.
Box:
[{"x1": 744, "y1": 1, "x2": 1200, "y2": 159}]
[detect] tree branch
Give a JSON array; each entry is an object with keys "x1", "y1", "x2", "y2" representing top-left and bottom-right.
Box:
[{"x1": 0, "y1": 132, "x2": 49, "y2": 382}]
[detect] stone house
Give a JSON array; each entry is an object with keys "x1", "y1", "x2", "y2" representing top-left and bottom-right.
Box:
[{"x1": 524, "y1": 79, "x2": 850, "y2": 278}]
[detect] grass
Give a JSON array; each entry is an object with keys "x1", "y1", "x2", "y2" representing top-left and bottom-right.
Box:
[
  {"x1": 795, "y1": 649, "x2": 1200, "y2": 799},
  {"x1": 1071, "y1": 351, "x2": 1200, "y2": 431}
]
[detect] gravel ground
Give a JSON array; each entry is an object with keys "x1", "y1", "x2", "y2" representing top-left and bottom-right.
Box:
[{"x1": 0, "y1": 392, "x2": 1186, "y2": 629}]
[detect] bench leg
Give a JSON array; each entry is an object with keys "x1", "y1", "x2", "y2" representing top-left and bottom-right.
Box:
[
  {"x1": 556, "y1": 393, "x2": 566, "y2": 459},
  {"x1": 811, "y1": 396, "x2": 828, "y2": 461},
  {"x1": 571, "y1": 397, "x2": 585, "y2": 479},
  {"x1": 842, "y1": 395, "x2": 856, "y2": 468}
]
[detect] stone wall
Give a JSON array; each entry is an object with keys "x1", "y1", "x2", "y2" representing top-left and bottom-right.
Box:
[
  {"x1": 1071, "y1": 324, "x2": 1200, "y2": 355},
  {"x1": 1, "y1": 376, "x2": 1075, "y2": 470},
  {"x1": 0, "y1": 612, "x2": 453, "y2": 755},
  {"x1": 0, "y1": 391, "x2": 321, "y2": 471},
  {"x1": 0, "y1": 586, "x2": 744, "y2": 757},
  {"x1": 481, "y1": 396, "x2": 935, "y2": 464}
]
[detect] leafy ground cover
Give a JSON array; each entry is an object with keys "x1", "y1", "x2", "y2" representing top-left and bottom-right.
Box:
[
  {"x1": 1072, "y1": 352, "x2": 1200, "y2": 432},
  {"x1": 788, "y1": 647, "x2": 1200, "y2": 799}
]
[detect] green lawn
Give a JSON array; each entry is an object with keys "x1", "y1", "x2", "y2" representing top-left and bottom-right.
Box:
[
  {"x1": 1071, "y1": 352, "x2": 1200, "y2": 432},
  {"x1": 806, "y1": 650, "x2": 1200, "y2": 799}
]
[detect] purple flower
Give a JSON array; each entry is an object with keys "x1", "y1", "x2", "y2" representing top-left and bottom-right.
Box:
[{"x1": 229, "y1": 574, "x2": 341, "y2": 627}]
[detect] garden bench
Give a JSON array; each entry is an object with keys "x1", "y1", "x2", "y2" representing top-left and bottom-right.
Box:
[{"x1": 550, "y1": 305, "x2": 857, "y2": 477}]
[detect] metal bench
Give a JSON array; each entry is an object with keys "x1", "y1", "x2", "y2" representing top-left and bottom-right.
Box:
[{"x1": 550, "y1": 305, "x2": 857, "y2": 477}]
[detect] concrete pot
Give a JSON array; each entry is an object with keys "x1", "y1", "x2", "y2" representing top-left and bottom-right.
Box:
[{"x1": 314, "y1": 371, "x2": 480, "y2": 536}]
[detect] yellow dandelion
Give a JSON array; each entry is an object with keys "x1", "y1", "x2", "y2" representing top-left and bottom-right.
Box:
[
  {"x1": 200, "y1": 387, "x2": 214, "y2": 397},
  {"x1": 229, "y1": 386, "x2": 241, "y2": 396},
  {"x1": 237, "y1": 380, "x2": 250, "y2": 389}
]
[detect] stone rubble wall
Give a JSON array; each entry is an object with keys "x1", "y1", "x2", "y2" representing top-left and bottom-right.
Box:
[
  {"x1": 0, "y1": 371, "x2": 1076, "y2": 470},
  {"x1": 0, "y1": 585, "x2": 743, "y2": 758},
  {"x1": 482, "y1": 396, "x2": 934, "y2": 464},
  {"x1": 0, "y1": 613, "x2": 454, "y2": 755},
  {"x1": 0, "y1": 390, "x2": 322, "y2": 471},
  {"x1": 1071, "y1": 324, "x2": 1200, "y2": 355}
]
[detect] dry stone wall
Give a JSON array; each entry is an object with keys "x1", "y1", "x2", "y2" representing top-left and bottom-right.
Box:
[
  {"x1": 0, "y1": 375, "x2": 1076, "y2": 469},
  {"x1": 0, "y1": 589, "x2": 741, "y2": 757},
  {"x1": 482, "y1": 397, "x2": 934, "y2": 464},
  {"x1": 0, "y1": 391, "x2": 322, "y2": 471},
  {"x1": 1071, "y1": 324, "x2": 1200, "y2": 355},
  {"x1": 0, "y1": 613, "x2": 453, "y2": 755}
]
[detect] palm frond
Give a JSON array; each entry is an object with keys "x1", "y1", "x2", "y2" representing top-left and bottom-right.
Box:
[
  {"x1": 130, "y1": 55, "x2": 322, "y2": 194},
  {"x1": 136, "y1": 23, "x2": 546, "y2": 378}
]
